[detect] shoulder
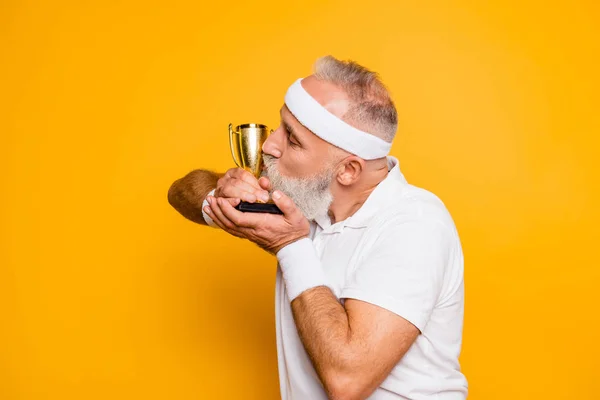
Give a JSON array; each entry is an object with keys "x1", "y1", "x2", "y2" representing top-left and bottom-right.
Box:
[{"x1": 371, "y1": 181, "x2": 459, "y2": 240}]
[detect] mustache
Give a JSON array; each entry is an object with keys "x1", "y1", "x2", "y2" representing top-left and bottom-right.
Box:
[
  {"x1": 261, "y1": 154, "x2": 275, "y2": 180},
  {"x1": 263, "y1": 153, "x2": 276, "y2": 164}
]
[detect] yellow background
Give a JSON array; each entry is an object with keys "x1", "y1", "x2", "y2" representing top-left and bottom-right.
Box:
[{"x1": 1, "y1": 1, "x2": 599, "y2": 399}]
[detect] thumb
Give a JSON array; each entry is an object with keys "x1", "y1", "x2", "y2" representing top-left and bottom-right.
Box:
[
  {"x1": 226, "y1": 198, "x2": 241, "y2": 207},
  {"x1": 271, "y1": 190, "x2": 300, "y2": 218},
  {"x1": 258, "y1": 176, "x2": 272, "y2": 192}
]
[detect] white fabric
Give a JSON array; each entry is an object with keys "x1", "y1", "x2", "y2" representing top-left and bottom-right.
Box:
[
  {"x1": 202, "y1": 188, "x2": 218, "y2": 227},
  {"x1": 284, "y1": 78, "x2": 392, "y2": 160},
  {"x1": 277, "y1": 238, "x2": 331, "y2": 301},
  {"x1": 275, "y1": 156, "x2": 467, "y2": 399}
]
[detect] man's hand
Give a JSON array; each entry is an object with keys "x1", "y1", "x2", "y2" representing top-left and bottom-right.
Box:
[
  {"x1": 204, "y1": 177, "x2": 310, "y2": 254},
  {"x1": 214, "y1": 168, "x2": 271, "y2": 207}
]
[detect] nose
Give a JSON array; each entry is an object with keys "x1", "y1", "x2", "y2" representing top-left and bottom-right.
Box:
[{"x1": 262, "y1": 126, "x2": 283, "y2": 158}]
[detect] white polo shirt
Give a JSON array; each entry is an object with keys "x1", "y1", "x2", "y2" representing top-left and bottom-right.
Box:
[{"x1": 274, "y1": 156, "x2": 467, "y2": 399}]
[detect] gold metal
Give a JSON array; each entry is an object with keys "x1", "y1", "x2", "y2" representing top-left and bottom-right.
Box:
[{"x1": 228, "y1": 123, "x2": 272, "y2": 178}]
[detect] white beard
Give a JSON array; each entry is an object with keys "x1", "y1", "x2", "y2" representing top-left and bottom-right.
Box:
[{"x1": 262, "y1": 154, "x2": 334, "y2": 221}]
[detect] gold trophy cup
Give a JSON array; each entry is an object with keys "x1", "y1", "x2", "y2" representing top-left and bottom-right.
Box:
[{"x1": 229, "y1": 123, "x2": 283, "y2": 214}]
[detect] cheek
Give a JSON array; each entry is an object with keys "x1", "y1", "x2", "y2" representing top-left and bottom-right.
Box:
[
  {"x1": 273, "y1": 155, "x2": 295, "y2": 177},
  {"x1": 277, "y1": 150, "x2": 323, "y2": 178}
]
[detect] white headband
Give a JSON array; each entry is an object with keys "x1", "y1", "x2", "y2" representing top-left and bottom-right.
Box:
[{"x1": 284, "y1": 78, "x2": 391, "y2": 160}]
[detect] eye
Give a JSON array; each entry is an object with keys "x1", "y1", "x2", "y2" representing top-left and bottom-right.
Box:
[{"x1": 285, "y1": 126, "x2": 300, "y2": 147}]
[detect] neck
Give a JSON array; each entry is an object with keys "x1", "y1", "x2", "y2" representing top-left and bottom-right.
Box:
[{"x1": 328, "y1": 160, "x2": 389, "y2": 224}]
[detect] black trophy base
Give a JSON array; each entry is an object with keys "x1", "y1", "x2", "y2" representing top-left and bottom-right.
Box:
[{"x1": 235, "y1": 201, "x2": 283, "y2": 215}]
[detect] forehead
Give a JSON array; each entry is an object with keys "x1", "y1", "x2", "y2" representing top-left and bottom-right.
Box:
[
  {"x1": 301, "y1": 76, "x2": 350, "y2": 117},
  {"x1": 280, "y1": 104, "x2": 299, "y2": 125}
]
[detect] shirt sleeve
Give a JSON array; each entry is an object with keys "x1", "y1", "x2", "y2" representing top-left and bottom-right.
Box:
[{"x1": 339, "y1": 219, "x2": 450, "y2": 332}]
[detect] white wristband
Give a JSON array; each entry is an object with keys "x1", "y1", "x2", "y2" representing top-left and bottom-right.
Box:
[
  {"x1": 276, "y1": 238, "x2": 329, "y2": 301},
  {"x1": 202, "y1": 189, "x2": 219, "y2": 228}
]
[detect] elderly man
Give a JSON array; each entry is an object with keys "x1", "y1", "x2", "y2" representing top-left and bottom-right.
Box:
[{"x1": 168, "y1": 56, "x2": 467, "y2": 400}]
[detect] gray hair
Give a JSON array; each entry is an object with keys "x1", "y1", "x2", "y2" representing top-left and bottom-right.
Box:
[{"x1": 313, "y1": 55, "x2": 398, "y2": 143}]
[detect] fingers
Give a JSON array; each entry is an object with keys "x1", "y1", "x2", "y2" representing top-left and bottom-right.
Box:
[
  {"x1": 217, "y1": 168, "x2": 270, "y2": 203},
  {"x1": 204, "y1": 205, "x2": 225, "y2": 230},
  {"x1": 219, "y1": 196, "x2": 267, "y2": 230},
  {"x1": 218, "y1": 197, "x2": 248, "y2": 227},
  {"x1": 229, "y1": 169, "x2": 270, "y2": 201},
  {"x1": 258, "y1": 176, "x2": 272, "y2": 192},
  {"x1": 203, "y1": 201, "x2": 225, "y2": 230},
  {"x1": 271, "y1": 190, "x2": 301, "y2": 219},
  {"x1": 206, "y1": 196, "x2": 238, "y2": 232},
  {"x1": 219, "y1": 178, "x2": 261, "y2": 202},
  {"x1": 225, "y1": 197, "x2": 241, "y2": 207},
  {"x1": 227, "y1": 168, "x2": 261, "y2": 189},
  {"x1": 205, "y1": 196, "x2": 230, "y2": 229}
]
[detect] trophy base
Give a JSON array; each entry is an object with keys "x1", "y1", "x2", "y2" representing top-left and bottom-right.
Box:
[{"x1": 235, "y1": 201, "x2": 283, "y2": 215}]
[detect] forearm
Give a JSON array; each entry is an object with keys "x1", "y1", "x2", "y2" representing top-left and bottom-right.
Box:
[
  {"x1": 167, "y1": 169, "x2": 223, "y2": 225},
  {"x1": 277, "y1": 239, "x2": 358, "y2": 397},
  {"x1": 292, "y1": 288, "x2": 370, "y2": 399},
  {"x1": 292, "y1": 287, "x2": 352, "y2": 375}
]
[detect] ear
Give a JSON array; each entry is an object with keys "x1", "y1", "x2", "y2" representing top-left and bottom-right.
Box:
[{"x1": 335, "y1": 156, "x2": 365, "y2": 186}]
